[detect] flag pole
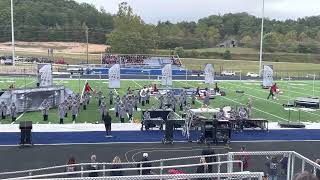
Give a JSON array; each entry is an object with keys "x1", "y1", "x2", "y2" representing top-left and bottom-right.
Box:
[
  {"x1": 11, "y1": 0, "x2": 15, "y2": 66},
  {"x1": 259, "y1": 0, "x2": 265, "y2": 76}
]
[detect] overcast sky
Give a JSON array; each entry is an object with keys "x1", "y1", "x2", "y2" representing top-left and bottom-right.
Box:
[{"x1": 76, "y1": 0, "x2": 320, "y2": 24}]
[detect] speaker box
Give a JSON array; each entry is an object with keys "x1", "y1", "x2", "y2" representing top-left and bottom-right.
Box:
[
  {"x1": 19, "y1": 121, "x2": 33, "y2": 145},
  {"x1": 19, "y1": 121, "x2": 32, "y2": 130}
]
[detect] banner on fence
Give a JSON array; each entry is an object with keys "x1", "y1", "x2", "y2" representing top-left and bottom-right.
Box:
[
  {"x1": 161, "y1": 64, "x2": 172, "y2": 86},
  {"x1": 263, "y1": 65, "x2": 273, "y2": 87},
  {"x1": 204, "y1": 64, "x2": 214, "y2": 84},
  {"x1": 109, "y1": 64, "x2": 121, "y2": 88},
  {"x1": 37, "y1": 63, "x2": 53, "y2": 87}
]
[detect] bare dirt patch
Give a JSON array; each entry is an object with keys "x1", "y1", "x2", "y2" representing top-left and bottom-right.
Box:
[{"x1": 0, "y1": 41, "x2": 108, "y2": 54}]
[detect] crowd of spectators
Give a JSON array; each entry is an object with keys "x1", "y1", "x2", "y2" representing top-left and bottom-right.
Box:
[
  {"x1": 102, "y1": 54, "x2": 182, "y2": 67},
  {"x1": 64, "y1": 153, "x2": 151, "y2": 177},
  {"x1": 61, "y1": 149, "x2": 320, "y2": 179}
]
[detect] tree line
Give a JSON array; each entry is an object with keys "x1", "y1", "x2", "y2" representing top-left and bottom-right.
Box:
[
  {"x1": 0, "y1": 0, "x2": 113, "y2": 44},
  {"x1": 108, "y1": 3, "x2": 320, "y2": 54},
  {"x1": 1, "y1": 0, "x2": 320, "y2": 54}
]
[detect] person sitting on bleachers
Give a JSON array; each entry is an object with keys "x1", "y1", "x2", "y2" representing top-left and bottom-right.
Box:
[
  {"x1": 65, "y1": 156, "x2": 78, "y2": 177},
  {"x1": 87, "y1": 155, "x2": 99, "y2": 177},
  {"x1": 137, "y1": 153, "x2": 152, "y2": 175}
]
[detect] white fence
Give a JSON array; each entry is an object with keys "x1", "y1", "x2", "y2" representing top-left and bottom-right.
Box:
[{"x1": 0, "y1": 151, "x2": 319, "y2": 180}]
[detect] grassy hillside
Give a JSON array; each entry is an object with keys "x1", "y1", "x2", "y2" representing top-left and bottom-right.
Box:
[{"x1": 155, "y1": 47, "x2": 320, "y2": 64}]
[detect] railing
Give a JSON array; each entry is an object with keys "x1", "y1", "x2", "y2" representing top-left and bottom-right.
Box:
[
  {"x1": 227, "y1": 151, "x2": 320, "y2": 180},
  {"x1": 0, "y1": 153, "x2": 230, "y2": 178},
  {"x1": 4, "y1": 161, "x2": 243, "y2": 180},
  {"x1": 47, "y1": 172, "x2": 265, "y2": 180}
]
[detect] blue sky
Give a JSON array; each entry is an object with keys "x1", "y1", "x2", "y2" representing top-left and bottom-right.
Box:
[{"x1": 76, "y1": 0, "x2": 320, "y2": 24}]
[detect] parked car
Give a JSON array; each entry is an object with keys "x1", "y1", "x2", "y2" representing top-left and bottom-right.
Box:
[
  {"x1": 246, "y1": 72, "x2": 259, "y2": 77},
  {"x1": 221, "y1": 70, "x2": 235, "y2": 76}
]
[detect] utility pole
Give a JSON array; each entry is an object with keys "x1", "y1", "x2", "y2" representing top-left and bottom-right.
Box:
[
  {"x1": 11, "y1": 0, "x2": 15, "y2": 66},
  {"x1": 259, "y1": 0, "x2": 265, "y2": 76},
  {"x1": 86, "y1": 27, "x2": 89, "y2": 64}
]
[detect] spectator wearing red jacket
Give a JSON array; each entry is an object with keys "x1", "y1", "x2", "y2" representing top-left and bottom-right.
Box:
[{"x1": 237, "y1": 146, "x2": 250, "y2": 171}]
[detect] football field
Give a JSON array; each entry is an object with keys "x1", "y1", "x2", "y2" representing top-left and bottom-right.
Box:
[{"x1": 0, "y1": 76, "x2": 319, "y2": 124}]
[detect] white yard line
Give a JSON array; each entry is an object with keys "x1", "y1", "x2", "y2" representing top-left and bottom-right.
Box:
[
  {"x1": 289, "y1": 85, "x2": 320, "y2": 94},
  {"x1": 18, "y1": 80, "x2": 36, "y2": 88},
  {"x1": 16, "y1": 112, "x2": 25, "y2": 121},
  {"x1": 222, "y1": 81, "x2": 320, "y2": 118}
]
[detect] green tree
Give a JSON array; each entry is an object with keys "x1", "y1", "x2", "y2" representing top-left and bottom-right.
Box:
[
  {"x1": 316, "y1": 31, "x2": 320, "y2": 42},
  {"x1": 285, "y1": 30, "x2": 298, "y2": 42},
  {"x1": 107, "y1": 2, "x2": 157, "y2": 53},
  {"x1": 240, "y1": 35, "x2": 252, "y2": 47},
  {"x1": 223, "y1": 50, "x2": 232, "y2": 60},
  {"x1": 263, "y1": 32, "x2": 281, "y2": 52},
  {"x1": 298, "y1": 32, "x2": 310, "y2": 42},
  {"x1": 174, "y1": 47, "x2": 184, "y2": 57}
]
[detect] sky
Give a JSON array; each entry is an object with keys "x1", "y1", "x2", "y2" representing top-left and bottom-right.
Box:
[{"x1": 76, "y1": 0, "x2": 320, "y2": 24}]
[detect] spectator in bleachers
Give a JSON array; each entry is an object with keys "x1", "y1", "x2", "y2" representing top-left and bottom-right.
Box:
[
  {"x1": 87, "y1": 155, "x2": 99, "y2": 177},
  {"x1": 202, "y1": 144, "x2": 216, "y2": 173},
  {"x1": 280, "y1": 154, "x2": 288, "y2": 175},
  {"x1": 294, "y1": 171, "x2": 318, "y2": 180},
  {"x1": 137, "y1": 153, "x2": 152, "y2": 175},
  {"x1": 65, "y1": 156, "x2": 77, "y2": 177},
  {"x1": 196, "y1": 157, "x2": 209, "y2": 179},
  {"x1": 265, "y1": 156, "x2": 279, "y2": 180},
  {"x1": 315, "y1": 159, "x2": 320, "y2": 180},
  {"x1": 237, "y1": 146, "x2": 250, "y2": 171},
  {"x1": 110, "y1": 156, "x2": 123, "y2": 176}
]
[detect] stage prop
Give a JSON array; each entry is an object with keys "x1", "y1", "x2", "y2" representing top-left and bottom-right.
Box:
[
  {"x1": 294, "y1": 97, "x2": 319, "y2": 109},
  {"x1": 198, "y1": 120, "x2": 231, "y2": 144},
  {"x1": 0, "y1": 86, "x2": 67, "y2": 113},
  {"x1": 217, "y1": 106, "x2": 268, "y2": 131},
  {"x1": 161, "y1": 64, "x2": 172, "y2": 86},
  {"x1": 37, "y1": 63, "x2": 53, "y2": 87},
  {"x1": 109, "y1": 64, "x2": 120, "y2": 88},
  {"x1": 141, "y1": 109, "x2": 172, "y2": 130},
  {"x1": 183, "y1": 108, "x2": 219, "y2": 141},
  {"x1": 162, "y1": 112, "x2": 185, "y2": 144},
  {"x1": 204, "y1": 64, "x2": 214, "y2": 84},
  {"x1": 279, "y1": 122, "x2": 305, "y2": 128},
  {"x1": 19, "y1": 121, "x2": 32, "y2": 146},
  {"x1": 262, "y1": 65, "x2": 273, "y2": 88}
]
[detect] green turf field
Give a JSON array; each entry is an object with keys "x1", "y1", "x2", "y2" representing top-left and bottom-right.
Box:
[{"x1": 0, "y1": 76, "x2": 319, "y2": 124}]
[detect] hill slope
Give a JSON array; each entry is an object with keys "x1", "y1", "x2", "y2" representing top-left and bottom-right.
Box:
[{"x1": 0, "y1": 0, "x2": 113, "y2": 44}]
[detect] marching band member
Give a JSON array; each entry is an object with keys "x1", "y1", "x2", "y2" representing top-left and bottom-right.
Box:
[
  {"x1": 109, "y1": 91, "x2": 114, "y2": 105},
  {"x1": 119, "y1": 104, "x2": 126, "y2": 123},
  {"x1": 58, "y1": 102, "x2": 65, "y2": 124},
  {"x1": 71, "y1": 101, "x2": 78, "y2": 122},
  {"x1": 0, "y1": 101, "x2": 7, "y2": 119},
  {"x1": 140, "y1": 90, "x2": 147, "y2": 106},
  {"x1": 100, "y1": 101, "x2": 107, "y2": 121},
  {"x1": 41, "y1": 99, "x2": 50, "y2": 121},
  {"x1": 10, "y1": 103, "x2": 17, "y2": 122}
]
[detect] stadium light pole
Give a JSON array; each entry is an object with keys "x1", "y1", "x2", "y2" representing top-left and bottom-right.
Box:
[
  {"x1": 259, "y1": 0, "x2": 265, "y2": 76},
  {"x1": 11, "y1": 0, "x2": 16, "y2": 66},
  {"x1": 86, "y1": 27, "x2": 89, "y2": 64}
]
